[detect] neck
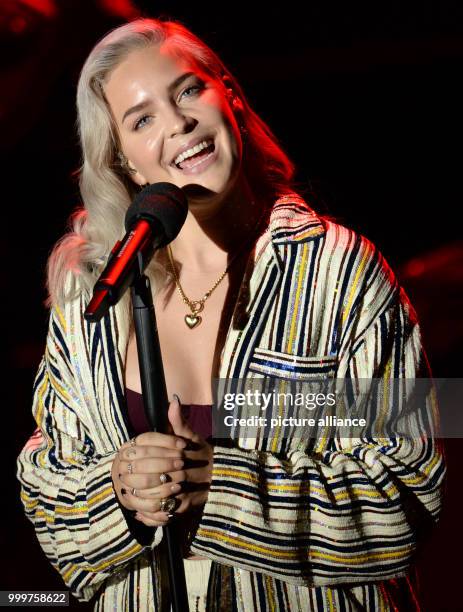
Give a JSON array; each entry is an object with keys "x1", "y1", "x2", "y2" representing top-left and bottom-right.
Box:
[{"x1": 164, "y1": 176, "x2": 266, "y2": 273}]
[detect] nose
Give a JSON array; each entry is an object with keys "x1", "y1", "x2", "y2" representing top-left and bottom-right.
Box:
[{"x1": 163, "y1": 105, "x2": 197, "y2": 138}]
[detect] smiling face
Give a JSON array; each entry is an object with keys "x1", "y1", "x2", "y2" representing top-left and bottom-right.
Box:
[{"x1": 103, "y1": 43, "x2": 243, "y2": 201}]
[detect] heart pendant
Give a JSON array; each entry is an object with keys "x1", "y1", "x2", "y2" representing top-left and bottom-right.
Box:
[{"x1": 185, "y1": 314, "x2": 202, "y2": 329}]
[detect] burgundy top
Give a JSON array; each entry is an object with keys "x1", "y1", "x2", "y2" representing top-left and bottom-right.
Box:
[{"x1": 125, "y1": 388, "x2": 212, "y2": 441}]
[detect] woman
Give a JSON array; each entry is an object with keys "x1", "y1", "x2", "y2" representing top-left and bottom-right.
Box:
[{"x1": 17, "y1": 17, "x2": 445, "y2": 611}]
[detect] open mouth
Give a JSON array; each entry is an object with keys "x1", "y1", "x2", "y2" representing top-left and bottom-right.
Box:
[{"x1": 172, "y1": 139, "x2": 216, "y2": 171}]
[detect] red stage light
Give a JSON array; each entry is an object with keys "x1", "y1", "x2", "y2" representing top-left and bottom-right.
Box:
[
  {"x1": 98, "y1": 0, "x2": 139, "y2": 20},
  {"x1": 404, "y1": 259, "x2": 425, "y2": 278},
  {"x1": 19, "y1": 0, "x2": 57, "y2": 19},
  {"x1": 9, "y1": 15, "x2": 28, "y2": 33}
]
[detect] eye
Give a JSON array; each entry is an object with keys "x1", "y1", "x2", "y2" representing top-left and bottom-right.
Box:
[
  {"x1": 133, "y1": 114, "x2": 153, "y2": 131},
  {"x1": 179, "y1": 82, "x2": 204, "y2": 102}
]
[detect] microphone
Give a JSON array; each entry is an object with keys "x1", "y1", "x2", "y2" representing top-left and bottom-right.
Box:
[{"x1": 84, "y1": 182, "x2": 188, "y2": 322}]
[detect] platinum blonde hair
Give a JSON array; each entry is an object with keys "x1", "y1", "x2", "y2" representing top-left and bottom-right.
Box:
[{"x1": 47, "y1": 18, "x2": 295, "y2": 315}]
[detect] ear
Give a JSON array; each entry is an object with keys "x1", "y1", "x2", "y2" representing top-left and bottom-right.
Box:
[
  {"x1": 221, "y1": 75, "x2": 244, "y2": 119},
  {"x1": 231, "y1": 95, "x2": 244, "y2": 114},
  {"x1": 118, "y1": 151, "x2": 148, "y2": 186},
  {"x1": 126, "y1": 158, "x2": 148, "y2": 187}
]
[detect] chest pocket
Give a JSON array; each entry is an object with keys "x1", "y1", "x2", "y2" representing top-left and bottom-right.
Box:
[
  {"x1": 233, "y1": 347, "x2": 338, "y2": 454},
  {"x1": 248, "y1": 346, "x2": 337, "y2": 380}
]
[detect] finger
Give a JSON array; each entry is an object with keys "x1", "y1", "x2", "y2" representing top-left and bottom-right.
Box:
[
  {"x1": 119, "y1": 468, "x2": 186, "y2": 490},
  {"x1": 133, "y1": 482, "x2": 182, "y2": 500},
  {"x1": 122, "y1": 491, "x2": 177, "y2": 514},
  {"x1": 165, "y1": 420, "x2": 175, "y2": 436},
  {"x1": 168, "y1": 396, "x2": 201, "y2": 443},
  {"x1": 121, "y1": 431, "x2": 187, "y2": 451},
  {"x1": 135, "y1": 511, "x2": 173, "y2": 527},
  {"x1": 119, "y1": 445, "x2": 184, "y2": 462},
  {"x1": 119, "y1": 456, "x2": 184, "y2": 477}
]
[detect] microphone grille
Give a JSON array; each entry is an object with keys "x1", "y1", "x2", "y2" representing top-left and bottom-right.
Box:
[{"x1": 125, "y1": 182, "x2": 188, "y2": 247}]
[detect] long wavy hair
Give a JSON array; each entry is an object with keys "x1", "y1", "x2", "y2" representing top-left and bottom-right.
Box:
[{"x1": 47, "y1": 17, "x2": 296, "y2": 310}]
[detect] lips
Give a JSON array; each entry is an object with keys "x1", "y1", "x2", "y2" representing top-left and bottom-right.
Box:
[{"x1": 169, "y1": 135, "x2": 215, "y2": 168}]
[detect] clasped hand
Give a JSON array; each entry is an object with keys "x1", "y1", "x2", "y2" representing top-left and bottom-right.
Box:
[{"x1": 111, "y1": 396, "x2": 213, "y2": 527}]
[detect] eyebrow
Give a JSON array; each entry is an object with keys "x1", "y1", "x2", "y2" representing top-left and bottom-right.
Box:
[{"x1": 121, "y1": 72, "x2": 195, "y2": 124}]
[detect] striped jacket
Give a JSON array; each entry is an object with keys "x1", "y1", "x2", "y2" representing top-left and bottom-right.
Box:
[{"x1": 17, "y1": 194, "x2": 445, "y2": 610}]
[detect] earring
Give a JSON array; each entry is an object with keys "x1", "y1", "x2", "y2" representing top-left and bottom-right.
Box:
[{"x1": 117, "y1": 151, "x2": 137, "y2": 175}]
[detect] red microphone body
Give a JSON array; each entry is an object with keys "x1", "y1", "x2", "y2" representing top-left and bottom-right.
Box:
[{"x1": 84, "y1": 182, "x2": 188, "y2": 322}]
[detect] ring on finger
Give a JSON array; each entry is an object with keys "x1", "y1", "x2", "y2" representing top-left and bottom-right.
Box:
[
  {"x1": 127, "y1": 463, "x2": 133, "y2": 474},
  {"x1": 130, "y1": 436, "x2": 137, "y2": 447},
  {"x1": 159, "y1": 472, "x2": 170, "y2": 484},
  {"x1": 159, "y1": 497, "x2": 177, "y2": 513},
  {"x1": 131, "y1": 488, "x2": 137, "y2": 497}
]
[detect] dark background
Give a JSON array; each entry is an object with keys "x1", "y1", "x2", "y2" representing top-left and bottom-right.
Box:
[{"x1": 2, "y1": 1, "x2": 462, "y2": 610}]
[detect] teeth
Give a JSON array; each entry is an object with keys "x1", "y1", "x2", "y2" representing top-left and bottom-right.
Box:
[{"x1": 174, "y1": 139, "x2": 213, "y2": 166}]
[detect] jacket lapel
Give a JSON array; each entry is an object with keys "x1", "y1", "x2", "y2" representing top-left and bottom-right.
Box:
[
  {"x1": 218, "y1": 232, "x2": 284, "y2": 381},
  {"x1": 218, "y1": 194, "x2": 325, "y2": 381}
]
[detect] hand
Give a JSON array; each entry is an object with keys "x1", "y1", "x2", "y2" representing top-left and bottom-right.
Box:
[
  {"x1": 111, "y1": 428, "x2": 187, "y2": 527},
  {"x1": 134, "y1": 395, "x2": 214, "y2": 527}
]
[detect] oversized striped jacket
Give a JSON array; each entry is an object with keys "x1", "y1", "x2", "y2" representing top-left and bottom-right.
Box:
[{"x1": 17, "y1": 194, "x2": 445, "y2": 610}]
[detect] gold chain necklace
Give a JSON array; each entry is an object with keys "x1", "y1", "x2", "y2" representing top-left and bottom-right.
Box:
[
  {"x1": 167, "y1": 244, "x2": 239, "y2": 329},
  {"x1": 167, "y1": 207, "x2": 267, "y2": 329}
]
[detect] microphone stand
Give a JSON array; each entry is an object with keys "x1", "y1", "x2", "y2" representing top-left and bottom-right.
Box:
[{"x1": 131, "y1": 255, "x2": 189, "y2": 612}]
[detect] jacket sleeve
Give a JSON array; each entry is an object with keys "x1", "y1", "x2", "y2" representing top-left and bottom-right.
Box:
[
  {"x1": 189, "y1": 252, "x2": 446, "y2": 587},
  {"x1": 16, "y1": 306, "x2": 162, "y2": 602}
]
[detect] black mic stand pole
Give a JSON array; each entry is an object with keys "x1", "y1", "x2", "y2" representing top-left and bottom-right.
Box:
[{"x1": 131, "y1": 254, "x2": 189, "y2": 612}]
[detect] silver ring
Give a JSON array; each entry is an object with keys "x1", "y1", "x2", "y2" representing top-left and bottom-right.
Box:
[
  {"x1": 127, "y1": 463, "x2": 133, "y2": 474},
  {"x1": 130, "y1": 436, "x2": 137, "y2": 447},
  {"x1": 159, "y1": 497, "x2": 177, "y2": 513},
  {"x1": 159, "y1": 472, "x2": 169, "y2": 484},
  {"x1": 131, "y1": 488, "x2": 137, "y2": 497}
]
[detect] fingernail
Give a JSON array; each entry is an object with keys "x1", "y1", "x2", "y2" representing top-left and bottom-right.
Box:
[
  {"x1": 176, "y1": 439, "x2": 186, "y2": 449},
  {"x1": 174, "y1": 459, "x2": 184, "y2": 469},
  {"x1": 171, "y1": 484, "x2": 181, "y2": 493}
]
